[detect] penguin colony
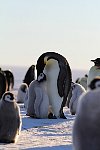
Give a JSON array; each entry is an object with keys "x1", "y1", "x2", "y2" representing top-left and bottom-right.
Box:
[{"x1": 1, "y1": 54, "x2": 100, "y2": 147}]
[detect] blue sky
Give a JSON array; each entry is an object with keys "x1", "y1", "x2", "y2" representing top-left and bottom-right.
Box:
[{"x1": 0, "y1": 0, "x2": 100, "y2": 70}]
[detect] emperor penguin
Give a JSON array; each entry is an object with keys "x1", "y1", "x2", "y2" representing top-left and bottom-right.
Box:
[
  {"x1": 87, "y1": 58, "x2": 100, "y2": 88},
  {"x1": 68, "y1": 82, "x2": 86, "y2": 115},
  {"x1": 0, "y1": 71, "x2": 7, "y2": 99},
  {"x1": 17, "y1": 83, "x2": 28, "y2": 103},
  {"x1": 77, "y1": 74, "x2": 88, "y2": 90},
  {"x1": 88, "y1": 76, "x2": 100, "y2": 90},
  {"x1": 0, "y1": 91, "x2": 22, "y2": 143},
  {"x1": 73, "y1": 88, "x2": 100, "y2": 150},
  {"x1": 36, "y1": 52, "x2": 72, "y2": 118},
  {"x1": 4, "y1": 70, "x2": 14, "y2": 91},
  {"x1": 23, "y1": 65, "x2": 35, "y2": 86},
  {"x1": 26, "y1": 73, "x2": 49, "y2": 118}
]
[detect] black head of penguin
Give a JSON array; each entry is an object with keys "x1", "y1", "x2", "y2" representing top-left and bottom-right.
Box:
[
  {"x1": 2, "y1": 92, "x2": 15, "y2": 103},
  {"x1": 91, "y1": 58, "x2": 100, "y2": 66},
  {"x1": 89, "y1": 76, "x2": 100, "y2": 90},
  {"x1": 36, "y1": 52, "x2": 72, "y2": 118}
]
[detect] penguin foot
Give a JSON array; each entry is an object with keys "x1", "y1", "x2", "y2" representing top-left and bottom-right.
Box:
[
  {"x1": 0, "y1": 139, "x2": 15, "y2": 143},
  {"x1": 60, "y1": 112, "x2": 67, "y2": 119},
  {"x1": 48, "y1": 113, "x2": 57, "y2": 119}
]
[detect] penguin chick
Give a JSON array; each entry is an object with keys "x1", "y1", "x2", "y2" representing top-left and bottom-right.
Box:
[
  {"x1": 0, "y1": 92, "x2": 22, "y2": 143},
  {"x1": 88, "y1": 76, "x2": 100, "y2": 90},
  {"x1": 17, "y1": 83, "x2": 28, "y2": 103},
  {"x1": 69, "y1": 82, "x2": 86, "y2": 115},
  {"x1": 73, "y1": 88, "x2": 100, "y2": 150}
]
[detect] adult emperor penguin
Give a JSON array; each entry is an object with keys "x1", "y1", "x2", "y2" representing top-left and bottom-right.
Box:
[
  {"x1": 0, "y1": 91, "x2": 22, "y2": 143},
  {"x1": 73, "y1": 88, "x2": 100, "y2": 150},
  {"x1": 87, "y1": 58, "x2": 100, "y2": 88},
  {"x1": 27, "y1": 73, "x2": 49, "y2": 118},
  {"x1": 36, "y1": 52, "x2": 72, "y2": 118},
  {"x1": 23, "y1": 65, "x2": 35, "y2": 86},
  {"x1": 4, "y1": 70, "x2": 14, "y2": 91},
  {"x1": 0, "y1": 70, "x2": 7, "y2": 99}
]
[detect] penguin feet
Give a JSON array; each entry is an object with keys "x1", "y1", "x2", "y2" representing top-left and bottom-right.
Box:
[
  {"x1": 59, "y1": 110, "x2": 67, "y2": 119},
  {"x1": 48, "y1": 113, "x2": 57, "y2": 119}
]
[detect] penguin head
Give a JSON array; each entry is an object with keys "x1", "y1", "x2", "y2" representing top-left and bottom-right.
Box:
[
  {"x1": 89, "y1": 76, "x2": 100, "y2": 90},
  {"x1": 37, "y1": 73, "x2": 46, "y2": 82},
  {"x1": 91, "y1": 58, "x2": 100, "y2": 66},
  {"x1": 20, "y1": 83, "x2": 28, "y2": 93},
  {"x1": 2, "y1": 92, "x2": 15, "y2": 103}
]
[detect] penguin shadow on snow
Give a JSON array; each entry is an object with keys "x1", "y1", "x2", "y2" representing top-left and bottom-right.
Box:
[{"x1": 24, "y1": 144, "x2": 72, "y2": 150}]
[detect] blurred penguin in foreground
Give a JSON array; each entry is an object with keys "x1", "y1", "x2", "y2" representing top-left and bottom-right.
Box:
[
  {"x1": 87, "y1": 58, "x2": 100, "y2": 88},
  {"x1": 73, "y1": 77, "x2": 100, "y2": 150}
]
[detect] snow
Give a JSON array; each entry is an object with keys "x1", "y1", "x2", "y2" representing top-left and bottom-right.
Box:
[{"x1": 0, "y1": 90, "x2": 75, "y2": 150}]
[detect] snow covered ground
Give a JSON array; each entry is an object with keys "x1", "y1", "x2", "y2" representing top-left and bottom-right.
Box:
[{"x1": 0, "y1": 91, "x2": 75, "y2": 150}]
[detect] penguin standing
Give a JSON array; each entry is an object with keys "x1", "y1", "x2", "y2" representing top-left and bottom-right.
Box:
[
  {"x1": 23, "y1": 65, "x2": 35, "y2": 86},
  {"x1": 17, "y1": 83, "x2": 28, "y2": 103},
  {"x1": 73, "y1": 89, "x2": 100, "y2": 150},
  {"x1": 0, "y1": 71, "x2": 7, "y2": 99},
  {"x1": 27, "y1": 73, "x2": 49, "y2": 118},
  {"x1": 36, "y1": 52, "x2": 72, "y2": 118},
  {"x1": 87, "y1": 58, "x2": 100, "y2": 88},
  {"x1": 4, "y1": 70, "x2": 14, "y2": 91},
  {"x1": 0, "y1": 92, "x2": 22, "y2": 143},
  {"x1": 68, "y1": 82, "x2": 86, "y2": 115}
]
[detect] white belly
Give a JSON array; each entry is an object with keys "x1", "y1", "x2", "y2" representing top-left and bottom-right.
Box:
[{"x1": 43, "y1": 59, "x2": 63, "y2": 117}]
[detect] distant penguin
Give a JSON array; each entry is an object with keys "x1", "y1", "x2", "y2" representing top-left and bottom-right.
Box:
[
  {"x1": 87, "y1": 58, "x2": 100, "y2": 88},
  {"x1": 4, "y1": 70, "x2": 14, "y2": 91},
  {"x1": 0, "y1": 71, "x2": 7, "y2": 99},
  {"x1": 78, "y1": 74, "x2": 88, "y2": 90},
  {"x1": 88, "y1": 76, "x2": 100, "y2": 90},
  {"x1": 0, "y1": 92, "x2": 22, "y2": 143},
  {"x1": 68, "y1": 82, "x2": 86, "y2": 115},
  {"x1": 23, "y1": 65, "x2": 35, "y2": 86},
  {"x1": 73, "y1": 89, "x2": 100, "y2": 150},
  {"x1": 17, "y1": 83, "x2": 28, "y2": 103},
  {"x1": 27, "y1": 73, "x2": 49, "y2": 118},
  {"x1": 36, "y1": 52, "x2": 72, "y2": 118}
]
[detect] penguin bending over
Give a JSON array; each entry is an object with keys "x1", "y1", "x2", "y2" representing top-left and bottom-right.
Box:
[
  {"x1": 73, "y1": 88, "x2": 100, "y2": 150},
  {"x1": 27, "y1": 73, "x2": 49, "y2": 118},
  {"x1": 36, "y1": 52, "x2": 72, "y2": 118},
  {"x1": 0, "y1": 92, "x2": 22, "y2": 143}
]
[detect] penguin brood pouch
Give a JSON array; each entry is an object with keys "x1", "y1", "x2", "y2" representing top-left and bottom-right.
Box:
[
  {"x1": 0, "y1": 92, "x2": 22, "y2": 143},
  {"x1": 36, "y1": 52, "x2": 72, "y2": 118}
]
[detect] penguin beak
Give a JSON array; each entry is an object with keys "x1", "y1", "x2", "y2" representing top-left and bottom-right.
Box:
[{"x1": 91, "y1": 59, "x2": 95, "y2": 62}]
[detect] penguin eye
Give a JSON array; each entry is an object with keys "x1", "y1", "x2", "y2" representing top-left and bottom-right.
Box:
[
  {"x1": 95, "y1": 81, "x2": 100, "y2": 88},
  {"x1": 4, "y1": 95, "x2": 11, "y2": 101}
]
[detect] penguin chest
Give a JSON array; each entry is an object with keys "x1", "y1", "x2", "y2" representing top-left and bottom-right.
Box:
[{"x1": 43, "y1": 59, "x2": 63, "y2": 117}]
